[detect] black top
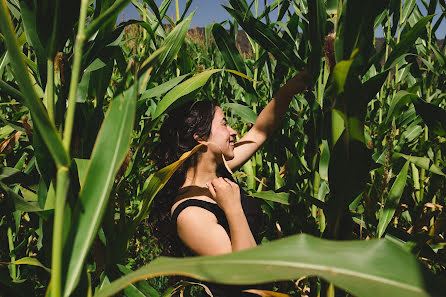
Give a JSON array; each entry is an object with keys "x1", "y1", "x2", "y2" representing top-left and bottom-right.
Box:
[
  {"x1": 170, "y1": 184, "x2": 265, "y2": 297},
  {"x1": 171, "y1": 192, "x2": 263, "y2": 245}
]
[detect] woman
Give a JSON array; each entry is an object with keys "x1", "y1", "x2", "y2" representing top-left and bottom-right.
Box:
[{"x1": 156, "y1": 71, "x2": 308, "y2": 294}]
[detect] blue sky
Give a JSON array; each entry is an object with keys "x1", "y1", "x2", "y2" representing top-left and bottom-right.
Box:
[{"x1": 122, "y1": 0, "x2": 445, "y2": 39}]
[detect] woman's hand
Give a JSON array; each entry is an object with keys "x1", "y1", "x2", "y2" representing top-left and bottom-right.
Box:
[
  {"x1": 207, "y1": 177, "x2": 241, "y2": 214},
  {"x1": 277, "y1": 70, "x2": 311, "y2": 97}
]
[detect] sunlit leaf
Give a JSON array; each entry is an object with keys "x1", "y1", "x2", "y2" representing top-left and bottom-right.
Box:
[
  {"x1": 222, "y1": 103, "x2": 257, "y2": 124},
  {"x1": 94, "y1": 234, "x2": 443, "y2": 297},
  {"x1": 393, "y1": 153, "x2": 445, "y2": 176},
  {"x1": 63, "y1": 84, "x2": 137, "y2": 297},
  {"x1": 377, "y1": 161, "x2": 410, "y2": 238},
  {"x1": 132, "y1": 144, "x2": 205, "y2": 226},
  {"x1": 0, "y1": 257, "x2": 51, "y2": 273}
]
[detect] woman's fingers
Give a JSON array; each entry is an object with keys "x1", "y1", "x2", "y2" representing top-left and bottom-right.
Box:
[
  {"x1": 224, "y1": 178, "x2": 239, "y2": 191},
  {"x1": 208, "y1": 177, "x2": 237, "y2": 196},
  {"x1": 206, "y1": 182, "x2": 216, "y2": 198}
]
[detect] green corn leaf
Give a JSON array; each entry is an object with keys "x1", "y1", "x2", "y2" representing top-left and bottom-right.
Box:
[
  {"x1": 153, "y1": 69, "x2": 255, "y2": 118},
  {"x1": 223, "y1": 6, "x2": 304, "y2": 70},
  {"x1": 63, "y1": 85, "x2": 137, "y2": 297},
  {"x1": 401, "y1": 0, "x2": 417, "y2": 24},
  {"x1": 242, "y1": 159, "x2": 256, "y2": 190},
  {"x1": 211, "y1": 23, "x2": 254, "y2": 93},
  {"x1": 94, "y1": 234, "x2": 443, "y2": 297},
  {"x1": 393, "y1": 153, "x2": 445, "y2": 176},
  {"x1": 250, "y1": 191, "x2": 290, "y2": 205},
  {"x1": 319, "y1": 140, "x2": 330, "y2": 181},
  {"x1": 73, "y1": 158, "x2": 90, "y2": 189},
  {"x1": 153, "y1": 69, "x2": 221, "y2": 118},
  {"x1": 154, "y1": 10, "x2": 195, "y2": 74},
  {"x1": 0, "y1": 167, "x2": 32, "y2": 185},
  {"x1": 139, "y1": 74, "x2": 189, "y2": 103},
  {"x1": 132, "y1": 143, "x2": 205, "y2": 226},
  {"x1": 307, "y1": 0, "x2": 326, "y2": 81},
  {"x1": 0, "y1": 2, "x2": 69, "y2": 167},
  {"x1": 0, "y1": 257, "x2": 51, "y2": 273},
  {"x1": 384, "y1": 15, "x2": 434, "y2": 69},
  {"x1": 377, "y1": 161, "x2": 410, "y2": 238},
  {"x1": 85, "y1": 0, "x2": 131, "y2": 39},
  {"x1": 0, "y1": 182, "x2": 47, "y2": 213},
  {"x1": 117, "y1": 265, "x2": 159, "y2": 297},
  {"x1": 222, "y1": 103, "x2": 257, "y2": 124},
  {"x1": 332, "y1": 56, "x2": 355, "y2": 95},
  {"x1": 385, "y1": 91, "x2": 418, "y2": 124}
]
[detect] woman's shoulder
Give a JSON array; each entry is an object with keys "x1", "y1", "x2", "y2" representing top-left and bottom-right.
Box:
[{"x1": 171, "y1": 186, "x2": 215, "y2": 213}]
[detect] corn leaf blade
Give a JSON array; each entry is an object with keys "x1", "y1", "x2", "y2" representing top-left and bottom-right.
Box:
[
  {"x1": 377, "y1": 161, "x2": 410, "y2": 238},
  {"x1": 94, "y1": 234, "x2": 443, "y2": 297},
  {"x1": 63, "y1": 85, "x2": 137, "y2": 297}
]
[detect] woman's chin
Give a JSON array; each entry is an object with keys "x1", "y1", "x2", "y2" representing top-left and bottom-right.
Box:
[{"x1": 222, "y1": 153, "x2": 235, "y2": 161}]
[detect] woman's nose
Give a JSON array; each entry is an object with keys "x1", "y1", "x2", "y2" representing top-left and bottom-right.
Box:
[{"x1": 229, "y1": 126, "x2": 237, "y2": 136}]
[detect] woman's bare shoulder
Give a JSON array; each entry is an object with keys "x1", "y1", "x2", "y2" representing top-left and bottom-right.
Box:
[{"x1": 170, "y1": 185, "x2": 216, "y2": 216}]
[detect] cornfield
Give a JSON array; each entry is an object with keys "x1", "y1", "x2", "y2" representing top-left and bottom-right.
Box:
[{"x1": 0, "y1": 0, "x2": 445, "y2": 296}]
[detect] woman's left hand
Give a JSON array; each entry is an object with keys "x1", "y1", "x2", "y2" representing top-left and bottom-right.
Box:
[{"x1": 279, "y1": 70, "x2": 311, "y2": 97}]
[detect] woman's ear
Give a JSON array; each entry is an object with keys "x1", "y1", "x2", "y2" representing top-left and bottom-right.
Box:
[{"x1": 193, "y1": 133, "x2": 204, "y2": 144}]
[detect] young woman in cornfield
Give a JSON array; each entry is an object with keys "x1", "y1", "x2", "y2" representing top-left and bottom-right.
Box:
[{"x1": 155, "y1": 71, "x2": 309, "y2": 296}]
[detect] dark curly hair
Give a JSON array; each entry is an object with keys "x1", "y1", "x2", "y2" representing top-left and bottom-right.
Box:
[
  {"x1": 151, "y1": 100, "x2": 218, "y2": 256},
  {"x1": 157, "y1": 100, "x2": 218, "y2": 197}
]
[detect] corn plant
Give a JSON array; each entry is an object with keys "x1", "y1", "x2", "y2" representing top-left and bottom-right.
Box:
[{"x1": 0, "y1": 0, "x2": 445, "y2": 296}]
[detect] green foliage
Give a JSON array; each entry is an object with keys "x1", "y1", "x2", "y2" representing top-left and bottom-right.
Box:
[{"x1": 0, "y1": 0, "x2": 445, "y2": 296}]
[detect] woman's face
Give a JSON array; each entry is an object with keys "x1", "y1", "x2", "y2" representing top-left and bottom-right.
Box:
[{"x1": 206, "y1": 107, "x2": 237, "y2": 160}]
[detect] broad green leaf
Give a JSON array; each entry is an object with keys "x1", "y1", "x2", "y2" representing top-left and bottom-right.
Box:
[
  {"x1": 307, "y1": 0, "x2": 326, "y2": 80},
  {"x1": 73, "y1": 158, "x2": 90, "y2": 189},
  {"x1": 0, "y1": 3, "x2": 69, "y2": 167},
  {"x1": 153, "y1": 69, "x2": 256, "y2": 118},
  {"x1": 377, "y1": 161, "x2": 410, "y2": 238},
  {"x1": 0, "y1": 167, "x2": 31, "y2": 184},
  {"x1": 384, "y1": 15, "x2": 434, "y2": 69},
  {"x1": 155, "y1": 10, "x2": 195, "y2": 74},
  {"x1": 139, "y1": 74, "x2": 189, "y2": 102},
  {"x1": 331, "y1": 109, "x2": 345, "y2": 146},
  {"x1": 250, "y1": 191, "x2": 290, "y2": 205},
  {"x1": 0, "y1": 182, "x2": 45, "y2": 213},
  {"x1": 222, "y1": 103, "x2": 257, "y2": 124},
  {"x1": 242, "y1": 159, "x2": 256, "y2": 190},
  {"x1": 211, "y1": 23, "x2": 254, "y2": 93},
  {"x1": 386, "y1": 92, "x2": 418, "y2": 124},
  {"x1": 402, "y1": 125, "x2": 423, "y2": 142},
  {"x1": 63, "y1": 85, "x2": 137, "y2": 297},
  {"x1": 138, "y1": 46, "x2": 167, "y2": 92},
  {"x1": 401, "y1": 0, "x2": 417, "y2": 24},
  {"x1": 133, "y1": 144, "x2": 205, "y2": 226},
  {"x1": 84, "y1": 0, "x2": 131, "y2": 39},
  {"x1": 393, "y1": 153, "x2": 445, "y2": 176},
  {"x1": 0, "y1": 257, "x2": 51, "y2": 273},
  {"x1": 223, "y1": 6, "x2": 304, "y2": 69},
  {"x1": 319, "y1": 140, "x2": 330, "y2": 181},
  {"x1": 117, "y1": 265, "x2": 159, "y2": 297},
  {"x1": 153, "y1": 69, "x2": 221, "y2": 118},
  {"x1": 94, "y1": 234, "x2": 443, "y2": 297},
  {"x1": 332, "y1": 57, "x2": 354, "y2": 95}
]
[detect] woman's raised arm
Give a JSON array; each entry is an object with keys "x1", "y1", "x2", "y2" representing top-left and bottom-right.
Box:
[{"x1": 227, "y1": 71, "x2": 310, "y2": 170}]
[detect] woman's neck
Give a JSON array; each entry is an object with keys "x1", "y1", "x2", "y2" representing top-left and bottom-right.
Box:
[{"x1": 184, "y1": 152, "x2": 221, "y2": 187}]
